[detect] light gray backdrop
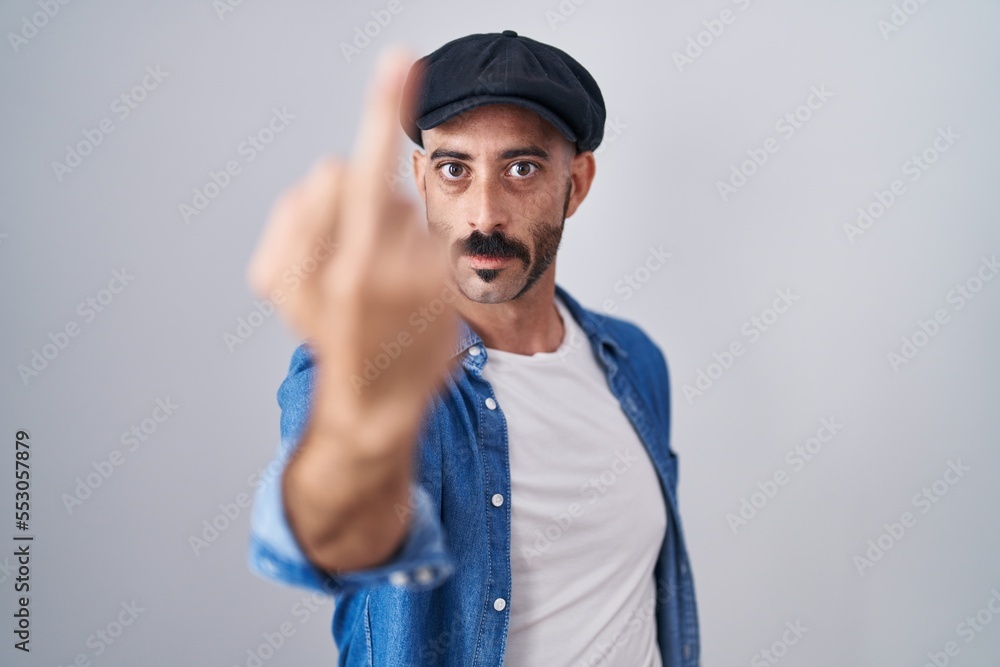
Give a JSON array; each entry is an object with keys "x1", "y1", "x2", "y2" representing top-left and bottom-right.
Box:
[{"x1": 2, "y1": 0, "x2": 999, "y2": 665}]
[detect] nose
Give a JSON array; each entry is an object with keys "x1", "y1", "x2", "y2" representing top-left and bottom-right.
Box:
[{"x1": 466, "y1": 175, "x2": 510, "y2": 235}]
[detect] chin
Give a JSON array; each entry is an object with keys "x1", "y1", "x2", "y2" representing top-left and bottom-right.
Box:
[{"x1": 455, "y1": 269, "x2": 526, "y2": 304}]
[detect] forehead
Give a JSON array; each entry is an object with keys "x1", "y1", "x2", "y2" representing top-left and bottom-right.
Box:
[{"x1": 422, "y1": 103, "x2": 569, "y2": 155}]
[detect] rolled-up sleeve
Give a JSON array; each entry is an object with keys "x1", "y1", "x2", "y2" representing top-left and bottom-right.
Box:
[{"x1": 246, "y1": 341, "x2": 455, "y2": 595}]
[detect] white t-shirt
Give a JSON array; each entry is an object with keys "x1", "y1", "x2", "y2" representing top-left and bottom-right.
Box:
[{"x1": 481, "y1": 295, "x2": 667, "y2": 667}]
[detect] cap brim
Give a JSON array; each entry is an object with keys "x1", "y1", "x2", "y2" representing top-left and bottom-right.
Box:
[{"x1": 415, "y1": 95, "x2": 578, "y2": 146}]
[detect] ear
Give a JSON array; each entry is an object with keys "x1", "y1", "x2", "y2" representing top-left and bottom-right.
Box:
[
  {"x1": 412, "y1": 148, "x2": 427, "y2": 203},
  {"x1": 564, "y1": 149, "x2": 596, "y2": 219}
]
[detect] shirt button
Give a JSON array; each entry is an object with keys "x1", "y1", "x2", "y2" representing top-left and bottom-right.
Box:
[
  {"x1": 485, "y1": 397, "x2": 497, "y2": 410},
  {"x1": 491, "y1": 493, "x2": 504, "y2": 507},
  {"x1": 468, "y1": 345, "x2": 482, "y2": 356},
  {"x1": 414, "y1": 567, "x2": 434, "y2": 585},
  {"x1": 493, "y1": 597, "x2": 506, "y2": 611},
  {"x1": 389, "y1": 570, "x2": 409, "y2": 587}
]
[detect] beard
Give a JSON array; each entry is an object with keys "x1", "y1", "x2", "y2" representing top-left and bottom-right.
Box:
[{"x1": 428, "y1": 177, "x2": 573, "y2": 303}]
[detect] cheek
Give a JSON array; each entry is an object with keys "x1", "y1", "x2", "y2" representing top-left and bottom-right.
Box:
[
  {"x1": 426, "y1": 187, "x2": 462, "y2": 219},
  {"x1": 424, "y1": 191, "x2": 452, "y2": 224},
  {"x1": 522, "y1": 185, "x2": 566, "y2": 218},
  {"x1": 424, "y1": 208, "x2": 462, "y2": 248},
  {"x1": 426, "y1": 216, "x2": 455, "y2": 244}
]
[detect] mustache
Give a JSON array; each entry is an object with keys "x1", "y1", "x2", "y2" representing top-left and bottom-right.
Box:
[{"x1": 455, "y1": 230, "x2": 531, "y2": 265}]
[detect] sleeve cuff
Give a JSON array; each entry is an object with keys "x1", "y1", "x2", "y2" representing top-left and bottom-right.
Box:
[{"x1": 247, "y1": 440, "x2": 455, "y2": 596}]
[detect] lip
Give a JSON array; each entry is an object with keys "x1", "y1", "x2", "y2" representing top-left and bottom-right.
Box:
[{"x1": 465, "y1": 254, "x2": 514, "y2": 269}]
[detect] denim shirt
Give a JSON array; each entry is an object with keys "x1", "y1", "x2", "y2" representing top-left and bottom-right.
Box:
[{"x1": 247, "y1": 284, "x2": 700, "y2": 666}]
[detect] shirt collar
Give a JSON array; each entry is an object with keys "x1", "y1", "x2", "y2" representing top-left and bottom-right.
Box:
[{"x1": 449, "y1": 283, "x2": 628, "y2": 362}]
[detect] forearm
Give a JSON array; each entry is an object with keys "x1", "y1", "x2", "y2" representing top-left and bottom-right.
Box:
[{"x1": 282, "y1": 413, "x2": 416, "y2": 574}]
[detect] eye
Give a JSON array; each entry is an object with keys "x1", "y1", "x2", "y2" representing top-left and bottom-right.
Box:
[
  {"x1": 439, "y1": 162, "x2": 466, "y2": 180},
  {"x1": 508, "y1": 161, "x2": 537, "y2": 178}
]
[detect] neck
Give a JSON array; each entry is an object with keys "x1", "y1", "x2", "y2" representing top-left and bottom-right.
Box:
[{"x1": 454, "y1": 271, "x2": 564, "y2": 355}]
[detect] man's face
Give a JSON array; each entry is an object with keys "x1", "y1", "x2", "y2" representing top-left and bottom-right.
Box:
[{"x1": 413, "y1": 103, "x2": 583, "y2": 304}]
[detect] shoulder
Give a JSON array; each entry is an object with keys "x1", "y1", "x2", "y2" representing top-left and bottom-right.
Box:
[
  {"x1": 596, "y1": 312, "x2": 670, "y2": 391},
  {"x1": 559, "y1": 286, "x2": 670, "y2": 393},
  {"x1": 573, "y1": 301, "x2": 674, "y2": 435},
  {"x1": 601, "y1": 312, "x2": 666, "y2": 363}
]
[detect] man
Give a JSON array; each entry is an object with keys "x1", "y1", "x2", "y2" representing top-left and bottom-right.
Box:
[{"x1": 245, "y1": 30, "x2": 699, "y2": 666}]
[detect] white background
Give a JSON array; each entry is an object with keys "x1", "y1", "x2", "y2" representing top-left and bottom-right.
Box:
[{"x1": 1, "y1": 0, "x2": 998, "y2": 665}]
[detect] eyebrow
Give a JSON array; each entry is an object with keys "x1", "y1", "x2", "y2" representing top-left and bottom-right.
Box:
[
  {"x1": 428, "y1": 146, "x2": 552, "y2": 162},
  {"x1": 499, "y1": 146, "x2": 551, "y2": 160},
  {"x1": 429, "y1": 148, "x2": 472, "y2": 161}
]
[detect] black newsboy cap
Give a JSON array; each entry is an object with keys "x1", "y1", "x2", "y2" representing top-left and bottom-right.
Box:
[{"x1": 400, "y1": 30, "x2": 607, "y2": 153}]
